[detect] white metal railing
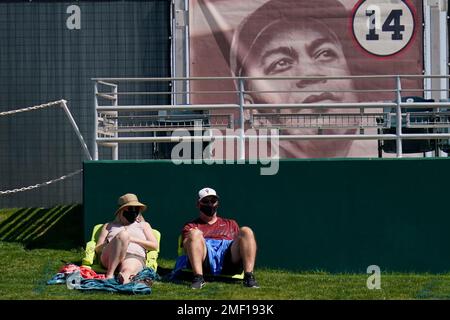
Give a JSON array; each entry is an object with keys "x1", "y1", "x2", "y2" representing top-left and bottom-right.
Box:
[
  {"x1": 93, "y1": 75, "x2": 450, "y2": 160},
  {"x1": 0, "y1": 99, "x2": 92, "y2": 161}
]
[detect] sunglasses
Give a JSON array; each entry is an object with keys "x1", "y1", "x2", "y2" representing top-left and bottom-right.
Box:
[
  {"x1": 124, "y1": 206, "x2": 140, "y2": 212},
  {"x1": 200, "y1": 197, "x2": 218, "y2": 204}
]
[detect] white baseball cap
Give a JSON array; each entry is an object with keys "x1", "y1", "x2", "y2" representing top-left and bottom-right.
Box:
[{"x1": 198, "y1": 187, "x2": 219, "y2": 201}]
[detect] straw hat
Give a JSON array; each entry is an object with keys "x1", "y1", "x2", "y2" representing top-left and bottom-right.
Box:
[{"x1": 115, "y1": 193, "x2": 147, "y2": 215}]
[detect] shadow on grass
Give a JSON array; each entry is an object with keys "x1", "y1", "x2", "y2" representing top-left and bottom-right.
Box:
[
  {"x1": 163, "y1": 269, "x2": 243, "y2": 287},
  {"x1": 0, "y1": 204, "x2": 84, "y2": 250}
]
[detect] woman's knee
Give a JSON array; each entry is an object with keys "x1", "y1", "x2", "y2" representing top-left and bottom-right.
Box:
[{"x1": 116, "y1": 230, "x2": 130, "y2": 242}]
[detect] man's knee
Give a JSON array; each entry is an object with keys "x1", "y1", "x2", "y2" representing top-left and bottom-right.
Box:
[
  {"x1": 184, "y1": 229, "x2": 205, "y2": 246},
  {"x1": 239, "y1": 226, "x2": 255, "y2": 239}
]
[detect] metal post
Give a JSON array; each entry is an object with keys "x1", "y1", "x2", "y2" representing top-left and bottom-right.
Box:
[
  {"x1": 184, "y1": 0, "x2": 190, "y2": 105},
  {"x1": 238, "y1": 78, "x2": 246, "y2": 160},
  {"x1": 112, "y1": 85, "x2": 119, "y2": 160},
  {"x1": 94, "y1": 81, "x2": 99, "y2": 160},
  {"x1": 423, "y1": 3, "x2": 432, "y2": 100},
  {"x1": 395, "y1": 76, "x2": 403, "y2": 158},
  {"x1": 60, "y1": 100, "x2": 92, "y2": 160},
  {"x1": 438, "y1": 7, "x2": 449, "y2": 157}
]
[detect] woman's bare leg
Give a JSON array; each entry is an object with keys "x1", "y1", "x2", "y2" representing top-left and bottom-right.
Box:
[
  {"x1": 101, "y1": 230, "x2": 130, "y2": 279},
  {"x1": 118, "y1": 258, "x2": 144, "y2": 284}
]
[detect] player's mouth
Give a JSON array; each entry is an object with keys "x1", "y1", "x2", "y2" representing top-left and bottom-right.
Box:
[{"x1": 302, "y1": 92, "x2": 339, "y2": 105}]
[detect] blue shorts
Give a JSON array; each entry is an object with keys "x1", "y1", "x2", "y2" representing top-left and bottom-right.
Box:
[
  {"x1": 202, "y1": 239, "x2": 243, "y2": 276},
  {"x1": 171, "y1": 238, "x2": 243, "y2": 278}
]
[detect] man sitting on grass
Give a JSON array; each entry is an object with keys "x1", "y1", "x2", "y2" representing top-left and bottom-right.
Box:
[{"x1": 180, "y1": 187, "x2": 259, "y2": 289}]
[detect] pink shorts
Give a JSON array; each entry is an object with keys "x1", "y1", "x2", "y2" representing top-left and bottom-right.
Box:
[{"x1": 101, "y1": 247, "x2": 146, "y2": 269}]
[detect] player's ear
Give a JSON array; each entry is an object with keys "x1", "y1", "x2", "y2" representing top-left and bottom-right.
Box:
[
  {"x1": 243, "y1": 94, "x2": 254, "y2": 121},
  {"x1": 244, "y1": 93, "x2": 254, "y2": 104}
]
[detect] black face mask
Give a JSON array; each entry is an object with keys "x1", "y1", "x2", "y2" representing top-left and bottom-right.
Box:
[
  {"x1": 200, "y1": 204, "x2": 218, "y2": 217},
  {"x1": 123, "y1": 208, "x2": 139, "y2": 223}
]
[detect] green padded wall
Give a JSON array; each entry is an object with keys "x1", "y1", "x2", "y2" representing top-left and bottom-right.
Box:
[{"x1": 84, "y1": 158, "x2": 450, "y2": 273}]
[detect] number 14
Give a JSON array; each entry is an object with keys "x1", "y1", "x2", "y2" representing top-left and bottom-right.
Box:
[{"x1": 366, "y1": 9, "x2": 405, "y2": 41}]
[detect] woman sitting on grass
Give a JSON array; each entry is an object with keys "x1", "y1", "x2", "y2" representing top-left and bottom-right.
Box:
[{"x1": 95, "y1": 193, "x2": 158, "y2": 284}]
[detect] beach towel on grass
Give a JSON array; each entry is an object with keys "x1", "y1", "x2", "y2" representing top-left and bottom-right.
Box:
[{"x1": 47, "y1": 265, "x2": 159, "y2": 295}]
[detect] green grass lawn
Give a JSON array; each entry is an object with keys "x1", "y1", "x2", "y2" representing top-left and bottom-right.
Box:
[
  {"x1": 1, "y1": 241, "x2": 450, "y2": 300},
  {"x1": 1, "y1": 207, "x2": 450, "y2": 300}
]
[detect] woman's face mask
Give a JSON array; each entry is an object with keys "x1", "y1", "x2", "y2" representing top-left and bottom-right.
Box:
[{"x1": 123, "y1": 206, "x2": 140, "y2": 223}]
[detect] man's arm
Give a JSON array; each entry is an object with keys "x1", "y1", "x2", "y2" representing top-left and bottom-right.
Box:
[
  {"x1": 181, "y1": 221, "x2": 196, "y2": 239},
  {"x1": 231, "y1": 219, "x2": 240, "y2": 239}
]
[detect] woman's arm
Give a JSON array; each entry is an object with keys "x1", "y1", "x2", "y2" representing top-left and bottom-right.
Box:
[
  {"x1": 94, "y1": 223, "x2": 109, "y2": 255},
  {"x1": 130, "y1": 222, "x2": 158, "y2": 251},
  {"x1": 136, "y1": 213, "x2": 145, "y2": 223}
]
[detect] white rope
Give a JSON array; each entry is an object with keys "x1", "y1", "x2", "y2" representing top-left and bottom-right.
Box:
[
  {"x1": 0, "y1": 100, "x2": 65, "y2": 117},
  {"x1": 0, "y1": 169, "x2": 82, "y2": 195}
]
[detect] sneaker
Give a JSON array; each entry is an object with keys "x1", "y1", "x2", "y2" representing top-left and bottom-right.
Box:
[
  {"x1": 243, "y1": 272, "x2": 260, "y2": 288},
  {"x1": 191, "y1": 275, "x2": 205, "y2": 289}
]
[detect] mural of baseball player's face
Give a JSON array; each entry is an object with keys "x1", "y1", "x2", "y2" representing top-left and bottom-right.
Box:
[
  {"x1": 242, "y1": 19, "x2": 360, "y2": 157},
  {"x1": 243, "y1": 19, "x2": 358, "y2": 108}
]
